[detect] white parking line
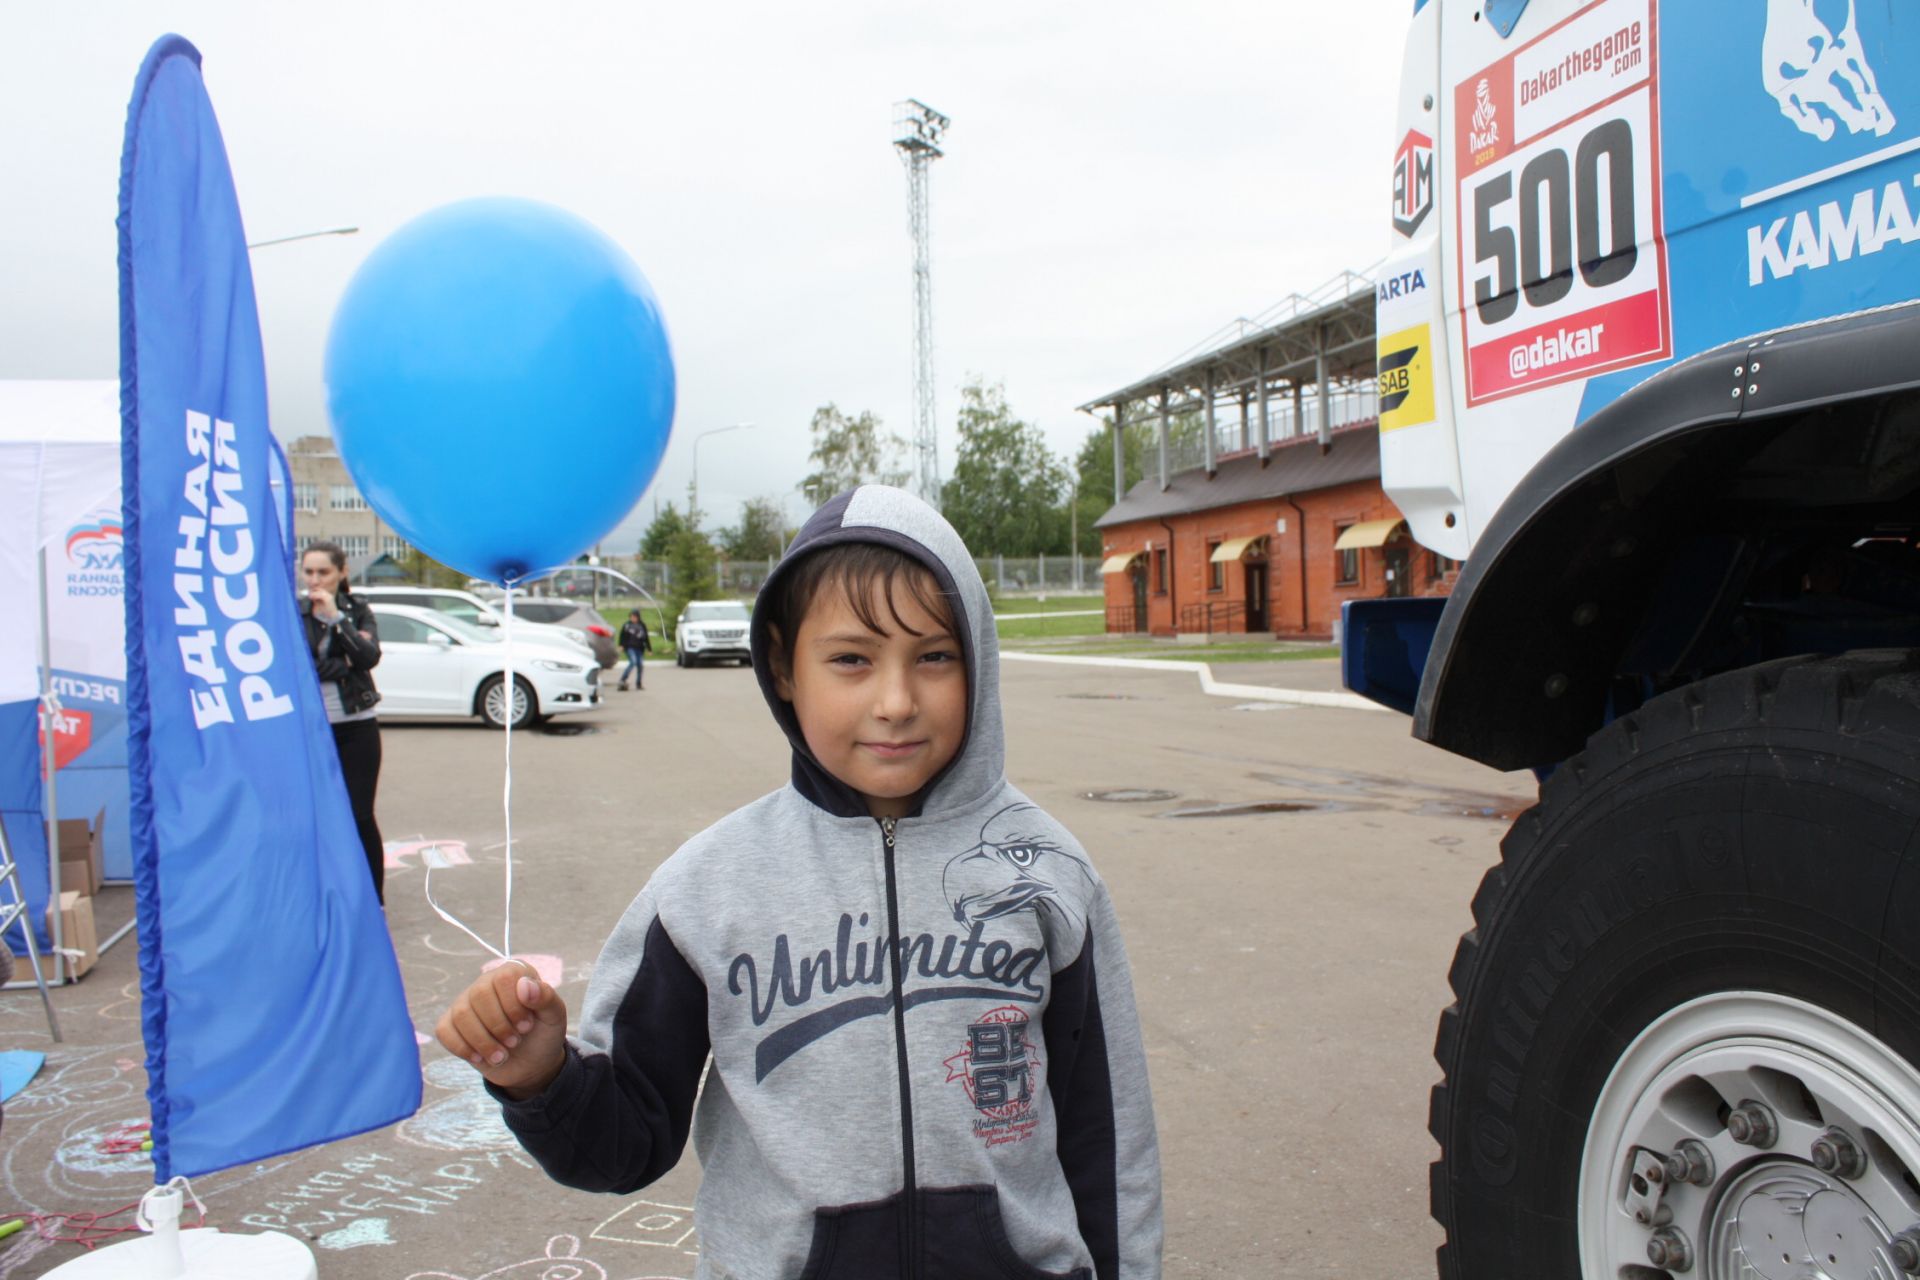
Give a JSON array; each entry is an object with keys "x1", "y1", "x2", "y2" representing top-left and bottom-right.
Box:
[{"x1": 999, "y1": 650, "x2": 1388, "y2": 712}]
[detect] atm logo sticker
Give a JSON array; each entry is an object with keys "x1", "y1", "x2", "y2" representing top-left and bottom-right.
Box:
[{"x1": 1378, "y1": 324, "x2": 1434, "y2": 432}]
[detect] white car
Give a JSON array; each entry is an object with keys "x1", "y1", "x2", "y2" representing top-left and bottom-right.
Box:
[
  {"x1": 675, "y1": 600, "x2": 752, "y2": 667},
  {"x1": 355, "y1": 586, "x2": 595, "y2": 659},
  {"x1": 366, "y1": 603, "x2": 601, "y2": 729}
]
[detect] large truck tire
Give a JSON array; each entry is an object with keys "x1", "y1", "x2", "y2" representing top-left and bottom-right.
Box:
[{"x1": 1430, "y1": 650, "x2": 1920, "y2": 1278}]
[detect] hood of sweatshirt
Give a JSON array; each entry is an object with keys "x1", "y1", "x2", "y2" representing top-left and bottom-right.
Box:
[{"x1": 750, "y1": 484, "x2": 1003, "y2": 821}]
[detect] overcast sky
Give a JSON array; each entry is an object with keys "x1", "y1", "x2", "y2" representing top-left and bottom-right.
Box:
[{"x1": 2, "y1": 1, "x2": 1406, "y2": 551}]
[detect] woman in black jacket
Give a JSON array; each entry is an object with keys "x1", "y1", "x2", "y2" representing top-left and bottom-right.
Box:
[{"x1": 301, "y1": 540, "x2": 387, "y2": 903}]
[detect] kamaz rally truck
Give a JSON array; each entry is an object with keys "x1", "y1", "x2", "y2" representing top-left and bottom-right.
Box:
[{"x1": 1343, "y1": 0, "x2": 1920, "y2": 1275}]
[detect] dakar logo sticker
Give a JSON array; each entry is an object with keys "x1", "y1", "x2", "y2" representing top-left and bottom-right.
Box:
[
  {"x1": 1392, "y1": 130, "x2": 1434, "y2": 237},
  {"x1": 942, "y1": 802, "x2": 1095, "y2": 931},
  {"x1": 1468, "y1": 77, "x2": 1500, "y2": 154},
  {"x1": 943, "y1": 1005, "x2": 1042, "y2": 1148}
]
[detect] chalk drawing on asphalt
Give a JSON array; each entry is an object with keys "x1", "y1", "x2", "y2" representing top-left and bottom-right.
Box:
[
  {"x1": 404, "y1": 1231, "x2": 691, "y2": 1280},
  {"x1": 590, "y1": 1199, "x2": 699, "y2": 1253}
]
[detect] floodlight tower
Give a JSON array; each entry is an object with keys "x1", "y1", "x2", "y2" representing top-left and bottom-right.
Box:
[{"x1": 893, "y1": 99, "x2": 949, "y2": 505}]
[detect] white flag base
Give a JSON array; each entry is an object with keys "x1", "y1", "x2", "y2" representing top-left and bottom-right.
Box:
[{"x1": 41, "y1": 1181, "x2": 317, "y2": 1280}]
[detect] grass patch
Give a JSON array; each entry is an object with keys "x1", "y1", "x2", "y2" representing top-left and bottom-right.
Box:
[{"x1": 990, "y1": 594, "x2": 1104, "y2": 616}]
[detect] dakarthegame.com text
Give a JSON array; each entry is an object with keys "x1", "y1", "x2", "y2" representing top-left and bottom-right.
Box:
[{"x1": 1519, "y1": 20, "x2": 1645, "y2": 107}]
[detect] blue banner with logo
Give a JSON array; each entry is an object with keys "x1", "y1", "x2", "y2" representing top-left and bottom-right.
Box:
[{"x1": 117, "y1": 34, "x2": 419, "y2": 1180}]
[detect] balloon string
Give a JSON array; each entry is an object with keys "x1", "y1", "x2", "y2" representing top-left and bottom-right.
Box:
[
  {"x1": 503, "y1": 584, "x2": 515, "y2": 959},
  {"x1": 420, "y1": 564, "x2": 669, "y2": 965},
  {"x1": 423, "y1": 581, "x2": 519, "y2": 964}
]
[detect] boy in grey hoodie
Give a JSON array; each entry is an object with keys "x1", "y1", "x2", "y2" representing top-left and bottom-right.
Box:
[{"x1": 437, "y1": 486, "x2": 1163, "y2": 1279}]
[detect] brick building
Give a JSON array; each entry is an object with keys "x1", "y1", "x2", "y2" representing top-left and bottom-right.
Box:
[
  {"x1": 1095, "y1": 424, "x2": 1454, "y2": 640},
  {"x1": 1084, "y1": 272, "x2": 1453, "y2": 641}
]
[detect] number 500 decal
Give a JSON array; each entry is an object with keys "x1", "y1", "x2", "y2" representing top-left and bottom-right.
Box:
[
  {"x1": 1472, "y1": 117, "x2": 1637, "y2": 324},
  {"x1": 1452, "y1": 0, "x2": 1669, "y2": 405}
]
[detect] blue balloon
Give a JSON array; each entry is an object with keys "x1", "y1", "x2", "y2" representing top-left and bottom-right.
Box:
[{"x1": 324, "y1": 197, "x2": 675, "y2": 584}]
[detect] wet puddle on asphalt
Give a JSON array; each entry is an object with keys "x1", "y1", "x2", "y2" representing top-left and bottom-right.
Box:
[{"x1": 1081, "y1": 762, "x2": 1531, "y2": 822}]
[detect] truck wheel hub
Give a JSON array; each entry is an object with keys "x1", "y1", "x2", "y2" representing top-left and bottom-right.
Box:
[{"x1": 1579, "y1": 992, "x2": 1920, "y2": 1278}]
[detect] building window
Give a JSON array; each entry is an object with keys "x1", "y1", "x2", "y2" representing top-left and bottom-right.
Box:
[
  {"x1": 330, "y1": 485, "x2": 368, "y2": 512},
  {"x1": 294, "y1": 534, "x2": 316, "y2": 554},
  {"x1": 1207, "y1": 541, "x2": 1224, "y2": 592},
  {"x1": 1153, "y1": 547, "x2": 1168, "y2": 595},
  {"x1": 1333, "y1": 527, "x2": 1359, "y2": 585},
  {"x1": 339, "y1": 535, "x2": 370, "y2": 558},
  {"x1": 292, "y1": 483, "x2": 318, "y2": 512},
  {"x1": 1431, "y1": 552, "x2": 1459, "y2": 580},
  {"x1": 381, "y1": 535, "x2": 409, "y2": 559}
]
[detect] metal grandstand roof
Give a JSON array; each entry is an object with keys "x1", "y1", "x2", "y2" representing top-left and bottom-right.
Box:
[
  {"x1": 1078, "y1": 270, "x2": 1378, "y2": 421},
  {"x1": 1094, "y1": 423, "x2": 1381, "y2": 528}
]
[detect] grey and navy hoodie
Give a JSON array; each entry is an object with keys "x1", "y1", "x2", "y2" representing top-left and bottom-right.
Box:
[{"x1": 497, "y1": 485, "x2": 1164, "y2": 1279}]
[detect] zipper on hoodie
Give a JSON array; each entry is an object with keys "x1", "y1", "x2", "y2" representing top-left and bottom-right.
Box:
[{"x1": 879, "y1": 815, "x2": 919, "y2": 1278}]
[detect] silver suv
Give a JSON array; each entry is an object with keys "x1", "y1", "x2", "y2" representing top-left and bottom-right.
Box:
[{"x1": 675, "y1": 600, "x2": 751, "y2": 667}]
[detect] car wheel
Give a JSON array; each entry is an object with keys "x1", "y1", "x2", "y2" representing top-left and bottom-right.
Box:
[
  {"x1": 477, "y1": 674, "x2": 538, "y2": 731},
  {"x1": 1429, "y1": 651, "x2": 1920, "y2": 1278},
  {"x1": 676, "y1": 649, "x2": 686, "y2": 668}
]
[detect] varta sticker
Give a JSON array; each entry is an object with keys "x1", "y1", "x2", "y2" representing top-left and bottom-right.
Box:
[
  {"x1": 1377, "y1": 324, "x2": 1435, "y2": 432},
  {"x1": 1453, "y1": 0, "x2": 1670, "y2": 406},
  {"x1": 1377, "y1": 269, "x2": 1428, "y2": 305}
]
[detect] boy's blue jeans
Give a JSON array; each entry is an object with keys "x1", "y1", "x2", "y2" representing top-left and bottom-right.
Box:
[{"x1": 621, "y1": 647, "x2": 644, "y2": 686}]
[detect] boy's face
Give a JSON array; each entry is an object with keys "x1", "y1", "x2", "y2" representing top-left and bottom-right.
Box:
[{"x1": 773, "y1": 578, "x2": 968, "y2": 820}]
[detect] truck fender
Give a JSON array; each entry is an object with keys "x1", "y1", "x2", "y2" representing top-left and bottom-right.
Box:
[{"x1": 1412, "y1": 300, "x2": 1920, "y2": 770}]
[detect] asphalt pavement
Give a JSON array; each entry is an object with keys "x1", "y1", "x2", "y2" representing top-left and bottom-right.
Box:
[{"x1": 0, "y1": 653, "x2": 1534, "y2": 1279}]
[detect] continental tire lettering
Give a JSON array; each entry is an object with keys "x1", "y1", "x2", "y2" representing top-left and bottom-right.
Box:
[{"x1": 1468, "y1": 854, "x2": 1678, "y2": 1189}]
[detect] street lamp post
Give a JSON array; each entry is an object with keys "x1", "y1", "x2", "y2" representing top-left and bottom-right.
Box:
[{"x1": 689, "y1": 423, "x2": 755, "y2": 532}]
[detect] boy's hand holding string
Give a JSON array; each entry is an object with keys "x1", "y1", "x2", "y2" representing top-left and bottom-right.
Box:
[{"x1": 435, "y1": 963, "x2": 569, "y2": 1100}]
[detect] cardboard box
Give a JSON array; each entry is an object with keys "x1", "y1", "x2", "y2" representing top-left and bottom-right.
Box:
[
  {"x1": 45, "y1": 889, "x2": 98, "y2": 980},
  {"x1": 56, "y1": 805, "x2": 105, "y2": 898}
]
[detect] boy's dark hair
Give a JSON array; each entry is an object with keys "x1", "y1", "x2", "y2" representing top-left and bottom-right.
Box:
[{"x1": 762, "y1": 543, "x2": 957, "y2": 648}]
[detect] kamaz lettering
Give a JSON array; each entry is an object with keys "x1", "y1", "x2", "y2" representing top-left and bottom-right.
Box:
[{"x1": 1747, "y1": 177, "x2": 1920, "y2": 284}]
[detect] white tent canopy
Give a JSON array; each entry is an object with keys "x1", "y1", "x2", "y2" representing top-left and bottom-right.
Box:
[{"x1": 0, "y1": 380, "x2": 121, "y2": 705}]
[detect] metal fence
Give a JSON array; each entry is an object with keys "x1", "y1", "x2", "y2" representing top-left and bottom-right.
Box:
[
  {"x1": 534, "y1": 552, "x2": 1099, "y2": 606},
  {"x1": 973, "y1": 555, "x2": 1092, "y2": 596}
]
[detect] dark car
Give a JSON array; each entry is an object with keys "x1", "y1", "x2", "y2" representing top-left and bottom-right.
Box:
[{"x1": 503, "y1": 598, "x2": 620, "y2": 669}]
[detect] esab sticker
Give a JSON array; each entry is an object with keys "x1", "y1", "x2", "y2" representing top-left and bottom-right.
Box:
[
  {"x1": 1453, "y1": 0, "x2": 1670, "y2": 406},
  {"x1": 1377, "y1": 324, "x2": 1435, "y2": 432}
]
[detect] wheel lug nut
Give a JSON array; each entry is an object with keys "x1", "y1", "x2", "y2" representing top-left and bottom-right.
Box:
[
  {"x1": 1893, "y1": 1227, "x2": 1920, "y2": 1274},
  {"x1": 1647, "y1": 1226, "x2": 1694, "y2": 1272},
  {"x1": 1726, "y1": 1100, "x2": 1777, "y2": 1148},
  {"x1": 1810, "y1": 1126, "x2": 1868, "y2": 1179},
  {"x1": 1664, "y1": 1139, "x2": 1716, "y2": 1187}
]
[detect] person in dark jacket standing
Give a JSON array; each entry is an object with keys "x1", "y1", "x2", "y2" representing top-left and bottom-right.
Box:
[
  {"x1": 617, "y1": 609, "x2": 651, "y2": 691},
  {"x1": 301, "y1": 541, "x2": 387, "y2": 903}
]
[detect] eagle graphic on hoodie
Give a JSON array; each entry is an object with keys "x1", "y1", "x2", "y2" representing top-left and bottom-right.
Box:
[{"x1": 495, "y1": 485, "x2": 1163, "y2": 1280}]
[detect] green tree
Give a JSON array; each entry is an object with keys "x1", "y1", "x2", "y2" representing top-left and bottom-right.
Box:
[
  {"x1": 639, "y1": 502, "x2": 691, "y2": 560},
  {"x1": 1069, "y1": 421, "x2": 1149, "y2": 557},
  {"x1": 663, "y1": 526, "x2": 719, "y2": 642},
  {"x1": 799, "y1": 404, "x2": 908, "y2": 502},
  {"x1": 1066, "y1": 411, "x2": 1206, "y2": 554},
  {"x1": 720, "y1": 495, "x2": 788, "y2": 561},
  {"x1": 941, "y1": 378, "x2": 1069, "y2": 555},
  {"x1": 399, "y1": 548, "x2": 467, "y2": 588}
]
